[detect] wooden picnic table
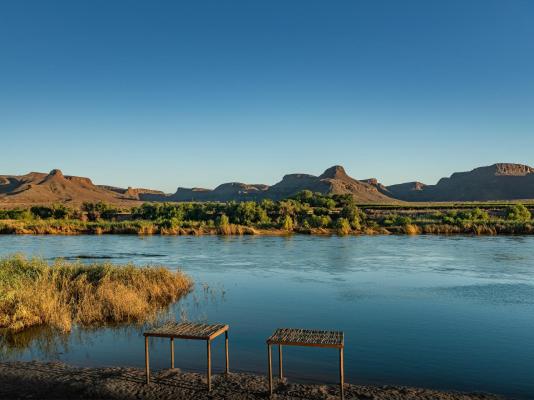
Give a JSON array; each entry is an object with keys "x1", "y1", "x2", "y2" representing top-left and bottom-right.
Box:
[
  {"x1": 143, "y1": 321, "x2": 229, "y2": 391},
  {"x1": 266, "y1": 328, "x2": 345, "y2": 399}
]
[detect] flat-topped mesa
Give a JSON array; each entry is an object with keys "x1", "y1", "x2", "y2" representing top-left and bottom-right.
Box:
[{"x1": 319, "y1": 165, "x2": 349, "y2": 180}]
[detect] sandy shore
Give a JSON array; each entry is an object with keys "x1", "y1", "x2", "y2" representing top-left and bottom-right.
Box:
[{"x1": 0, "y1": 361, "x2": 503, "y2": 400}]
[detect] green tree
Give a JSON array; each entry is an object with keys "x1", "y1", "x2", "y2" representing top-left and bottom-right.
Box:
[{"x1": 30, "y1": 206, "x2": 53, "y2": 219}]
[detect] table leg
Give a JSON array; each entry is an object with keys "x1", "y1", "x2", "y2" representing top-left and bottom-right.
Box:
[
  {"x1": 279, "y1": 345, "x2": 283, "y2": 379},
  {"x1": 207, "y1": 340, "x2": 212, "y2": 391},
  {"x1": 225, "y1": 331, "x2": 230, "y2": 374},
  {"x1": 268, "y1": 344, "x2": 273, "y2": 396},
  {"x1": 339, "y1": 347, "x2": 344, "y2": 400},
  {"x1": 170, "y1": 337, "x2": 174, "y2": 369},
  {"x1": 145, "y1": 336, "x2": 150, "y2": 385}
]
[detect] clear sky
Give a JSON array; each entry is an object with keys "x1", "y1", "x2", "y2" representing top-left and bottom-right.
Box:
[{"x1": 1, "y1": 1, "x2": 533, "y2": 192}]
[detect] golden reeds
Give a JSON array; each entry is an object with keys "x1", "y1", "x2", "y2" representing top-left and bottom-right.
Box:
[{"x1": 0, "y1": 255, "x2": 193, "y2": 333}]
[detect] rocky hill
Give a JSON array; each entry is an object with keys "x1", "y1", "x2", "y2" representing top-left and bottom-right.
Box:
[
  {"x1": 0, "y1": 170, "x2": 135, "y2": 206},
  {"x1": 168, "y1": 183, "x2": 270, "y2": 202},
  {"x1": 2, "y1": 163, "x2": 534, "y2": 206},
  {"x1": 267, "y1": 166, "x2": 393, "y2": 202},
  {"x1": 160, "y1": 165, "x2": 394, "y2": 203},
  {"x1": 384, "y1": 163, "x2": 534, "y2": 201}
]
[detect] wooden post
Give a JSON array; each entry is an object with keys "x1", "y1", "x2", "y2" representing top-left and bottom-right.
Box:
[
  {"x1": 268, "y1": 344, "x2": 273, "y2": 396},
  {"x1": 225, "y1": 331, "x2": 229, "y2": 374},
  {"x1": 278, "y1": 345, "x2": 283, "y2": 379},
  {"x1": 207, "y1": 340, "x2": 212, "y2": 391},
  {"x1": 145, "y1": 336, "x2": 150, "y2": 385},
  {"x1": 339, "y1": 347, "x2": 344, "y2": 400},
  {"x1": 170, "y1": 337, "x2": 174, "y2": 369}
]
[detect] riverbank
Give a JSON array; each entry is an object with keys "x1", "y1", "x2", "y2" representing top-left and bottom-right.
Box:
[
  {"x1": 1, "y1": 197, "x2": 533, "y2": 236},
  {"x1": 0, "y1": 361, "x2": 502, "y2": 400},
  {"x1": 1, "y1": 218, "x2": 534, "y2": 236}
]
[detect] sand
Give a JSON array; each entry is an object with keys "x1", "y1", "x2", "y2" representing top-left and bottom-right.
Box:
[{"x1": 0, "y1": 361, "x2": 503, "y2": 400}]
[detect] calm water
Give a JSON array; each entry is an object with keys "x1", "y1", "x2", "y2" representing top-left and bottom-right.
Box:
[{"x1": 1, "y1": 235, "x2": 533, "y2": 399}]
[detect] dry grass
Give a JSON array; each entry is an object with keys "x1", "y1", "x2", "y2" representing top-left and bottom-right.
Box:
[{"x1": 0, "y1": 255, "x2": 193, "y2": 333}]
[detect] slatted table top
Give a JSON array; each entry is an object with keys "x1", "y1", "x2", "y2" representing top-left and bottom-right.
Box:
[
  {"x1": 144, "y1": 322, "x2": 228, "y2": 340},
  {"x1": 267, "y1": 328, "x2": 344, "y2": 348}
]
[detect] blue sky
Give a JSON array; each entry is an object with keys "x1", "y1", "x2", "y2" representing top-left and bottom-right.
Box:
[{"x1": 1, "y1": 1, "x2": 533, "y2": 192}]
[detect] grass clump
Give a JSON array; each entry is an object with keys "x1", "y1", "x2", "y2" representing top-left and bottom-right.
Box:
[{"x1": 0, "y1": 255, "x2": 193, "y2": 333}]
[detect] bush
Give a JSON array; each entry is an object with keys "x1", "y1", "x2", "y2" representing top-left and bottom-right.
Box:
[
  {"x1": 505, "y1": 204, "x2": 531, "y2": 222},
  {"x1": 282, "y1": 215, "x2": 294, "y2": 232},
  {"x1": 340, "y1": 203, "x2": 364, "y2": 230},
  {"x1": 335, "y1": 218, "x2": 351, "y2": 235},
  {"x1": 82, "y1": 202, "x2": 120, "y2": 221}
]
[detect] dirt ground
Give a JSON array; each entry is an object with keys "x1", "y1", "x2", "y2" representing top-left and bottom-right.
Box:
[{"x1": 0, "y1": 361, "x2": 503, "y2": 400}]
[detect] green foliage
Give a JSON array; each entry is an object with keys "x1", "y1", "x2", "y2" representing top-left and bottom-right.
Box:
[
  {"x1": 282, "y1": 215, "x2": 294, "y2": 232},
  {"x1": 335, "y1": 218, "x2": 351, "y2": 235},
  {"x1": 3, "y1": 194, "x2": 534, "y2": 236},
  {"x1": 0, "y1": 209, "x2": 32, "y2": 220},
  {"x1": 216, "y1": 214, "x2": 230, "y2": 227},
  {"x1": 28, "y1": 205, "x2": 71, "y2": 220},
  {"x1": 340, "y1": 203, "x2": 363, "y2": 230},
  {"x1": 505, "y1": 204, "x2": 531, "y2": 222},
  {"x1": 382, "y1": 214, "x2": 412, "y2": 226},
  {"x1": 82, "y1": 202, "x2": 120, "y2": 221},
  {"x1": 306, "y1": 215, "x2": 331, "y2": 228},
  {"x1": 30, "y1": 206, "x2": 53, "y2": 219}
]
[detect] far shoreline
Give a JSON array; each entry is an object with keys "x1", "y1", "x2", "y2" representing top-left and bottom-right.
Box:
[{"x1": 1, "y1": 222, "x2": 534, "y2": 236}]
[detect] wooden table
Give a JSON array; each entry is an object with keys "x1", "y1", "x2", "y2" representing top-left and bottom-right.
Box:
[
  {"x1": 266, "y1": 328, "x2": 345, "y2": 399},
  {"x1": 143, "y1": 321, "x2": 229, "y2": 391}
]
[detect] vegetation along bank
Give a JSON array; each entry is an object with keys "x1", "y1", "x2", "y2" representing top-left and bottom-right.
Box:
[{"x1": 0, "y1": 191, "x2": 533, "y2": 236}]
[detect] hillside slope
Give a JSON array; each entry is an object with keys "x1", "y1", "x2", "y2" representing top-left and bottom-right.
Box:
[{"x1": 0, "y1": 169, "x2": 134, "y2": 206}]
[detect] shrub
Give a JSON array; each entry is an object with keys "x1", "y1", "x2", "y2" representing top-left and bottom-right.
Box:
[
  {"x1": 282, "y1": 215, "x2": 294, "y2": 232},
  {"x1": 340, "y1": 203, "x2": 364, "y2": 230},
  {"x1": 335, "y1": 218, "x2": 351, "y2": 235},
  {"x1": 216, "y1": 214, "x2": 232, "y2": 235},
  {"x1": 505, "y1": 204, "x2": 531, "y2": 222}
]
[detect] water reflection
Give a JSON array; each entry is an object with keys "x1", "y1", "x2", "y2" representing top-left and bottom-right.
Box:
[
  {"x1": 0, "y1": 326, "x2": 70, "y2": 359},
  {"x1": 0, "y1": 280, "x2": 226, "y2": 359}
]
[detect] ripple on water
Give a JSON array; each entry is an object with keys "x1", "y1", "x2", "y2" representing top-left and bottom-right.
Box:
[{"x1": 430, "y1": 283, "x2": 534, "y2": 305}]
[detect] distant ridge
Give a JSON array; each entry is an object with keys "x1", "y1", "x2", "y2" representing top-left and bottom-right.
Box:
[
  {"x1": 2, "y1": 163, "x2": 534, "y2": 206},
  {"x1": 382, "y1": 163, "x2": 534, "y2": 201},
  {"x1": 165, "y1": 165, "x2": 393, "y2": 203}
]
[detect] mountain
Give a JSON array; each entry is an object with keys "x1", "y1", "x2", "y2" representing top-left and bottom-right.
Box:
[
  {"x1": 168, "y1": 183, "x2": 270, "y2": 202},
  {"x1": 383, "y1": 181, "x2": 428, "y2": 201},
  {"x1": 98, "y1": 185, "x2": 166, "y2": 200},
  {"x1": 2, "y1": 163, "x2": 534, "y2": 206},
  {"x1": 159, "y1": 165, "x2": 393, "y2": 203},
  {"x1": 267, "y1": 166, "x2": 393, "y2": 202},
  {"x1": 385, "y1": 163, "x2": 534, "y2": 201},
  {"x1": 0, "y1": 169, "x2": 135, "y2": 206}
]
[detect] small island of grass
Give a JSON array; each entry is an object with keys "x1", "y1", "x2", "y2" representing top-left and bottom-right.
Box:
[{"x1": 0, "y1": 255, "x2": 192, "y2": 333}]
